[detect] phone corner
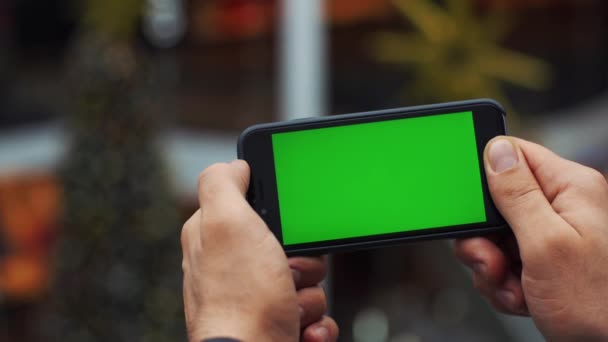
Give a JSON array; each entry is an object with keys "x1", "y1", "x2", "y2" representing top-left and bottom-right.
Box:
[
  {"x1": 479, "y1": 98, "x2": 507, "y2": 117},
  {"x1": 236, "y1": 125, "x2": 258, "y2": 159}
]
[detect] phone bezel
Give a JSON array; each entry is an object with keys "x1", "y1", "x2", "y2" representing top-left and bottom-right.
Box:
[{"x1": 238, "y1": 99, "x2": 507, "y2": 255}]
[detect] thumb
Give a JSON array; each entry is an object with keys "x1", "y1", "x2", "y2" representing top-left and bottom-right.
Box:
[
  {"x1": 484, "y1": 137, "x2": 573, "y2": 254},
  {"x1": 196, "y1": 160, "x2": 270, "y2": 248},
  {"x1": 197, "y1": 160, "x2": 251, "y2": 212}
]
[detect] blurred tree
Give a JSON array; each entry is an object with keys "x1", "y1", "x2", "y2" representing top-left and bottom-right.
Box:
[
  {"x1": 371, "y1": 0, "x2": 552, "y2": 126},
  {"x1": 44, "y1": 0, "x2": 185, "y2": 341}
]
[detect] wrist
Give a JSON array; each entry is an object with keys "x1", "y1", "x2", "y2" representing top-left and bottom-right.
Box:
[
  {"x1": 189, "y1": 323, "x2": 256, "y2": 342},
  {"x1": 187, "y1": 302, "x2": 299, "y2": 342},
  {"x1": 188, "y1": 314, "x2": 273, "y2": 342}
]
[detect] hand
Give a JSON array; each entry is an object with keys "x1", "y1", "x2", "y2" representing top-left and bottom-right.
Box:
[
  {"x1": 290, "y1": 256, "x2": 340, "y2": 342},
  {"x1": 454, "y1": 137, "x2": 608, "y2": 341},
  {"x1": 181, "y1": 161, "x2": 338, "y2": 342}
]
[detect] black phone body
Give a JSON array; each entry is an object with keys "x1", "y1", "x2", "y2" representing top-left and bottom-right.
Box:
[{"x1": 238, "y1": 99, "x2": 507, "y2": 255}]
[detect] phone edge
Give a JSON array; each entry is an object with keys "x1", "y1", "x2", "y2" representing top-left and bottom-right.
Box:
[
  {"x1": 237, "y1": 98, "x2": 506, "y2": 158},
  {"x1": 285, "y1": 225, "x2": 508, "y2": 256}
]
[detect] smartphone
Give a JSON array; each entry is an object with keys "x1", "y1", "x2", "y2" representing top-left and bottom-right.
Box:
[{"x1": 238, "y1": 99, "x2": 507, "y2": 255}]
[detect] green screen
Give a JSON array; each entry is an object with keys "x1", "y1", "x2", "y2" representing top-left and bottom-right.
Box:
[{"x1": 271, "y1": 111, "x2": 486, "y2": 246}]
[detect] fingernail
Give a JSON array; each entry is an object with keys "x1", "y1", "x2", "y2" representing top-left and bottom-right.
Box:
[
  {"x1": 496, "y1": 289, "x2": 516, "y2": 310},
  {"x1": 291, "y1": 269, "x2": 301, "y2": 283},
  {"x1": 314, "y1": 326, "x2": 329, "y2": 341},
  {"x1": 488, "y1": 139, "x2": 519, "y2": 173}
]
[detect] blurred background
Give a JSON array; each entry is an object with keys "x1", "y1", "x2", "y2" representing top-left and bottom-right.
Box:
[{"x1": 0, "y1": 0, "x2": 607, "y2": 341}]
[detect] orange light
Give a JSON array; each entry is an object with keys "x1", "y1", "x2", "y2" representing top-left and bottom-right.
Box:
[{"x1": 0, "y1": 174, "x2": 60, "y2": 301}]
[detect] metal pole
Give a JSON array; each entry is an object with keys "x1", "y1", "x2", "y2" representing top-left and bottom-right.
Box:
[{"x1": 279, "y1": 0, "x2": 326, "y2": 120}]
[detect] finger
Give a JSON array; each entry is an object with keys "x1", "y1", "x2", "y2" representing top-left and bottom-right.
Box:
[
  {"x1": 301, "y1": 316, "x2": 339, "y2": 342},
  {"x1": 471, "y1": 270, "x2": 503, "y2": 310},
  {"x1": 484, "y1": 137, "x2": 578, "y2": 254},
  {"x1": 298, "y1": 286, "x2": 327, "y2": 327},
  {"x1": 512, "y1": 138, "x2": 608, "y2": 205},
  {"x1": 465, "y1": 258, "x2": 528, "y2": 317},
  {"x1": 454, "y1": 237, "x2": 508, "y2": 286},
  {"x1": 480, "y1": 272, "x2": 529, "y2": 317},
  {"x1": 197, "y1": 160, "x2": 272, "y2": 248},
  {"x1": 508, "y1": 138, "x2": 574, "y2": 203},
  {"x1": 289, "y1": 256, "x2": 327, "y2": 289},
  {"x1": 495, "y1": 232, "x2": 521, "y2": 265},
  {"x1": 197, "y1": 160, "x2": 251, "y2": 211},
  {"x1": 197, "y1": 160, "x2": 256, "y2": 223},
  {"x1": 513, "y1": 138, "x2": 608, "y2": 231}
]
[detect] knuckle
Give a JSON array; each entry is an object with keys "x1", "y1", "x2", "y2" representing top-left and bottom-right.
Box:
[
  {"x1": 489, "y1": 298, "x2": 516, "y2": 315},
  {"x1": 201, "y1": 209, "x2": 246, "y2": 241},
  {"x1": 472, "y1": 275, "x2": 484, "y2": 292},
  {"x1": 571, "y1": 167, "x2": 607, "y2": 192},
  {"x1": 197, "y1": 163, "x2": 231, "y2": 193},
  {"x1": 533, "y1": 231, "x2": 573, "y2": 260},
  {"x1": 472, "y1": 273, "x2": 495, "y2": 297},
  {"x1": 180, "y1": 216, "x2": 200, "y2": 274},
  {"x1": 498, "y1": 182, "x2": 543, "y2": 209},
  {"x1": 567, "y1": 167, "x2": 608, "y2": 207},
  {"x1": 545, "y1": 234, "x2": 571, "y2": 253},
  {"x1": 201, "y1": 212, "x2": 231, "y2": 233},
  {"x1": 315, "y1": 286, "x2": 327, "y2": 306},
  {"x1": 180, "y1": 217, "x2": 197, "y2": 248},
  {"x1": 180, "y1": 225, "x2": 189, "y2": 248},
  {"x1": 587, "y1": 168, "x2": 607, "y2": 183},
  {"x1": 303, "y1": 286, "x2": 327, "y2": 312},
  {"x1": 453, "y1": 238, "x2": 483, "y2": 263},
  {"x1": 181, "y1": 257, "x2": 189, "y2": 274},
  {"x1": 585, "y1": 168, "x2": 608, "y2": 190},
  {"x1": 318, "y1": 295, "x2": 328, "y2": 313}
]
